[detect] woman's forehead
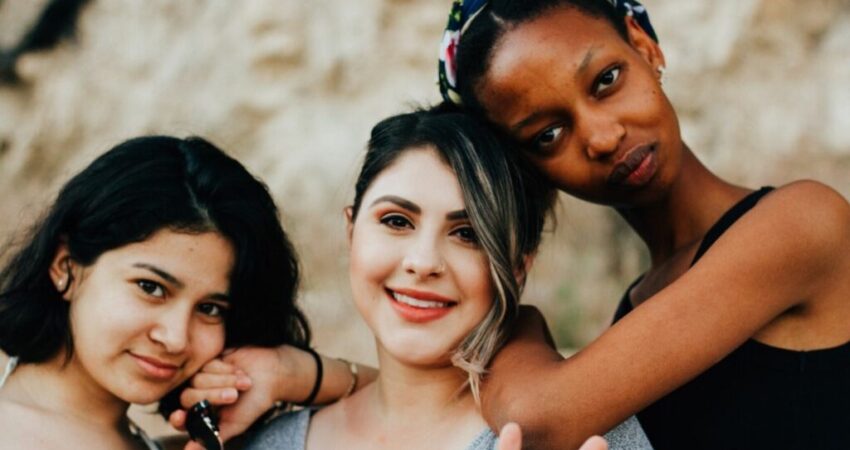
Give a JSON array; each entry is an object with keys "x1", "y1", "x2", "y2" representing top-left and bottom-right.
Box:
[
  {"x1": 480, "y1": 9, "x2": 627, "y2": 119},
  {"x1": 489, "y1": 8, "x2": 623, "y2": 78},
  {"x1": 363, "y1": 148, "x2": 463, "y2": 204}
]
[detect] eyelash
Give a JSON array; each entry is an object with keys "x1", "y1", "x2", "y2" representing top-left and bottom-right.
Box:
[
  {"x1": 197, "y1": 303, "x2": 227, "y2": 322},
  {"x1": 380, "y1": 214, "x2": 413, "y2": 230},
  {"x1": 137, "y1": 279, "x2": 166, "y2": 298},
  {"x1": 593, "y1": 64, "x2": 622, "y2": 96},
  {"x1": 531, "y1": 125, "x2": 565, "y2": 154},
  {"x1": 528, "y1": 65, "x2": 624, "y2": 154},
  {"x1": 136, "y1": 280, "x2": 227, "y2": 323},
  {"x1": 452, "y1": 225, "x2": 479, "y2": 245},
  {"x1": 379, "y1": 213, "x2": 477, "y2": 246}
]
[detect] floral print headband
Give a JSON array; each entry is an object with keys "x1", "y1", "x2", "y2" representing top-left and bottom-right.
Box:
[{"x1": 438, "y1": 0, "x2": 659, "y2": 105}]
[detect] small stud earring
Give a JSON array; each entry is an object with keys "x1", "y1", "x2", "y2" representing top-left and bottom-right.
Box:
[
  {"x1": 657, "y1": 66, "x2": 667, "y2": 85},
  {"x1": 57, "y1": 278, "x2": 66, "y2": 290}
]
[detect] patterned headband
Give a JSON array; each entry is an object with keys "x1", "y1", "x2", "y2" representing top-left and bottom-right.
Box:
[{"x1": 438, "y1": 0, "x2": 658, "y2": 105}]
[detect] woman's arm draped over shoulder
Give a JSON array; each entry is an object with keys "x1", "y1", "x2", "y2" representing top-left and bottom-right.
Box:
[{"x1": 481, "y1": 182, "x2": 850, "y2": 450}]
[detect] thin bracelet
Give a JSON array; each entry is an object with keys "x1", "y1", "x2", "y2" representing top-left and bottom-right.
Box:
[
  {"x1": 296, "y1": 347, "x2": 323, "y2": 406},
  {"x1": 337, "y1": 358, "x2": 359, "y2": 398}
]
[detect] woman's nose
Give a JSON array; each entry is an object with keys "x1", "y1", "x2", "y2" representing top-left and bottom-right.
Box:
[
  {"x1": 148, "y1": 307, "x2": 191, "y2": 354},
  {"x1": 401, "y1": 237, "x2": 446, "y2": 279},
  {"x1": 577, "y1": 110, "x2": 625, "y2": 160}
]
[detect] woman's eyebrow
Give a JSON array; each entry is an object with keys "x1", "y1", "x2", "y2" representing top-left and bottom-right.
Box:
[
  {"x1": 446, "y1": 210, "x2": 468, "y2": 221},
  {"x1": 511, "y1": 46, "x2": 601, "y2": 132},
  {"x1": 133, "y1": 263, "x2": 182, "y2": 288},
  {"x1": 577, "y1": 46, "x2": 600, "y2": 77},
  {"x1": 369, "y1": 195, "x2": 420, "y2": 213},
  {"x1": 133, "y1": 262, "x2": 230, "y2": 300},
  {"x1": 511, "y1": 112, "x2": 542, "y2": 133}
]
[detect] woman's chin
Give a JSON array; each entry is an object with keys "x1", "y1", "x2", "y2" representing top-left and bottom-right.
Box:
[
  {"x1": 111, "y1": 379, "x2": 182, "y2": 406},
  {"x1": 381, "y1": 342, "x2": 455, "y2": 369}
]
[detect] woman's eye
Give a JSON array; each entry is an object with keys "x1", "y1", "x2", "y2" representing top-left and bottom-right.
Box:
[
  {"x1": 453, "y1": 226, "x2": 479, "y2": 245},
  {"x1": 532, "y1": 126, "x2": 564, "y2": 153},
  {"x1": 380, "y1": 214, "x2": 413, "y2": 230},
  {"x1": 137, "y1": 280, "x2": 165, "y2": 298},
  {"x1": 594, "y1": 66, "x2": 621, "y2": 95},
  {"x1": 197, "y1": 303, "x2": 227, "y2": 321}
]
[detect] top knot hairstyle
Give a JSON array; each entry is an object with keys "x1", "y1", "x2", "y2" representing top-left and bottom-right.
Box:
[
  {"x1": 438, "y1": 0, "x2": 658, "y2": 111},
  {"x1": 0, "y1": 136, "x2": 310, "y2": 364}
]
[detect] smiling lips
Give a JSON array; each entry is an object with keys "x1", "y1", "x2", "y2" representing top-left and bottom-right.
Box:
[
  {"x1": 130, "y1": 352, "x2": 181, "y2": 380},
  {"x1": 607, "y1": 144, "x2": 658, "y2": 187},
  {"x1": 386, "y1": 287, "x2": 457, "y2": 323}
]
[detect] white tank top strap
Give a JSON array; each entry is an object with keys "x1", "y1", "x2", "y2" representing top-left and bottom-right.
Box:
[{"x1": 0, "y1": 356, "x2": 19, "y2": 389}]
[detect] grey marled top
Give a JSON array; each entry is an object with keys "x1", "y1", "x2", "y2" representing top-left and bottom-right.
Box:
[{"x1": 244, "y1": 408, "x2": 652, "y2": 449}]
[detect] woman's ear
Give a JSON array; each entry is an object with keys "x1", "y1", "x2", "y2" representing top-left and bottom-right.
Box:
[
  {"x1": 625, "y1": 15, "x2": 666, "y2": 72},
  {"x1": 344, "y1": 206, "x2": 355, "y2": 247},
  {"x1": 49, "y1": 243, "x2": 76, "y2": 300}
]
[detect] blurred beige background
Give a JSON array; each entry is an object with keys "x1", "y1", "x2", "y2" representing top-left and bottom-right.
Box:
[{"x1": 1, "y1": 0, "x2": 849, "y2": 433}]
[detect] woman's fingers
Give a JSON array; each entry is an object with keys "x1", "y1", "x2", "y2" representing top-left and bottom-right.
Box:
[
  {"x1": 183, "y1": 441, "x2": 205, "y2": 450},
  {"x1": 497, "y1": 422, "x2": 522, "y2": 450},
  {"x1": 199, "y1": 358, "x2": 241, "y2": 375},
  {"x1": 180, "y1": 386, "x2": 240, "y2": 408},
  {"x1": 168, "y1": 409, "x2": 187, "y2": 430},
  {"x1": 178, "y1": 358, "x2": 253, "y2": 408},
  {"x1": 578, "y1": 436, "x2": 608, "y2": 450},
  {"x1": 191, "y1": 372, "x2": 252, "y2": 391}
]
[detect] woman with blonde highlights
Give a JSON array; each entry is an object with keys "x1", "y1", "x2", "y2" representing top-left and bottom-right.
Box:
[{"x1": 241, "y1": 104, "x2": 646, "y2": 450}]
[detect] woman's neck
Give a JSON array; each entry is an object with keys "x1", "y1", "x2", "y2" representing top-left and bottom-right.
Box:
[
  {"x1": 348, "y1": 344, "x2": 485, "y2": 440},
  {"x1": 617, "y1": 145, "x2": 751, "y2": 265},
  {"x1": 2, "y1": 353, "x2": 129, "y2": 430},
  {"x1": 375, "y1": 353, "x2": 475, "y2": 421}
]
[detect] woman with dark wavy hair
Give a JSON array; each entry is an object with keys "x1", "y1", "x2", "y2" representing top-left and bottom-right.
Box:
[{"x1": 0, "y1": 136, "x2": 309, "y2": 449}]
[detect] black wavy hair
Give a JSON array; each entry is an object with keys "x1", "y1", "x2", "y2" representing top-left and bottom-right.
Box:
[{"x1": 0, "y1": 136, "x2": 310, "y2": 364}]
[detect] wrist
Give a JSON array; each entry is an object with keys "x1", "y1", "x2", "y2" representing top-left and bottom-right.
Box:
[
  {"x1": 295, "y1": 348, "x2": 323, "y2": 406},
  {"x1": 273, "y1": 345, "x2": 314, "y2": 403}
]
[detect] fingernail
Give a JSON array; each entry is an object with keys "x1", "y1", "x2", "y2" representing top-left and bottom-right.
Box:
[
  {"x1": 236, "y1": 375, "x2": 253, "y2": 389},
  {"x1": 221, "y1": 388, "x2": 238, "y2": 401}
]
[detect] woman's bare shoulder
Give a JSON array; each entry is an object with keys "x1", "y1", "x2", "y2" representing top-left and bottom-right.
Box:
[
  {"x1": 0, "y1": 402, "x2": 67, "y2": 449},
  {"x1": 762, "y1": 180, "x2": 850, "y2": 229},
  {"x1": 732, "y1": 180, "x2": 850, "y2": 262}
]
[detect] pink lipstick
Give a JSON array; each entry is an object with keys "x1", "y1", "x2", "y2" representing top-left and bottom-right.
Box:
[{"x1": 386, "y1": 287, "x2": 457, "y2": 323}]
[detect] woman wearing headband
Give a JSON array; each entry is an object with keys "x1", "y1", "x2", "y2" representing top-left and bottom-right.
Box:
[{"x1": 439, "y1": 1, "x2": 850, "y2": 449}]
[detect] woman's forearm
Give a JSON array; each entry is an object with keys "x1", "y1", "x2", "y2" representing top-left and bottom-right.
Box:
[{"x1": 273, "y1": 346, "x2": 377, "y2": 405}]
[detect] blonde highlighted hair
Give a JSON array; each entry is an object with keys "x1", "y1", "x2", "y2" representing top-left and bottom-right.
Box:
[{"x1": 352, "y1": 103, "x2": 553, "y2": 403}]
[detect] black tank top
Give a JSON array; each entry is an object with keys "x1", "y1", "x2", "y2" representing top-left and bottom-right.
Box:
[{"x1": 612, "y1": 187, "x2": 850, "y2": 450}]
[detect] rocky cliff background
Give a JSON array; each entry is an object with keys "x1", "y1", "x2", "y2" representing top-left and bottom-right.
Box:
[{"x1": 1, "y1": 0, "x2": 849, "y2": 421}]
